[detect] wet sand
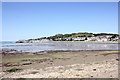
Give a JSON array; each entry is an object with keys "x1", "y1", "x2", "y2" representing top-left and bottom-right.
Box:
[{"x1": 1, "y1": 50, "x2": 119, "y2": 78}]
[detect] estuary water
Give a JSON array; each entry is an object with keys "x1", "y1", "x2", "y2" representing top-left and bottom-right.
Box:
[{"x1": 0, "y1": 41, "x2": 119, "y2": 53}]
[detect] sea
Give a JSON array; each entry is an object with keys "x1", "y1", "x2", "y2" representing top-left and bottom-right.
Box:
[{"x1": 0, "y1": 41, "x2": 119, "y2": 53}]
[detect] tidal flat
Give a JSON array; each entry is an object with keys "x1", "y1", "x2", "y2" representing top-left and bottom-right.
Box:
[{"x1": 1, "y1": 50, "x2": 119, "y2": 78}]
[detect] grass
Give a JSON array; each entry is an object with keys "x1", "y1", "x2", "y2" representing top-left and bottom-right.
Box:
[
  {"x1": 74, "y1": 68, "x2": 84, "y2": 71},
  {"x1": 21, "y1": 57, "x2": 51, "y2": 61},
  {"x1": 3, "y1": 54, "x2": 71, "y2": 63},
  {"x1": 97, "y1": 66, "x2": 103, "y2": 69},
  {"x1": 51, "y1": 54, "x2": 71, "y2": 59},
  {"x1": 3, "y1": 54, "x2": 77, "y2": 64},
  {"x1": 6, "y1": 68, "x2": 22, "y2": 72},
  {"x1": 3, "y1": 58, "x2": 23, "y2": 63},
  {"x1": 3, "y1": 57, "x2": 51, "y2": 63},
  {"x1": 30, "y1": 71, "x2": 39, "y2": 74},
  {"x1": 94, "y1": 62, "x2": 99, "y2": 64},
  {"x1": 59, "y1": 71, "x2": 63, "y2": 73}
]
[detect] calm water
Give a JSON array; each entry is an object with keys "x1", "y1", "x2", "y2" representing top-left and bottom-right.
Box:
[{"x1": 0, "y1": 41, "x2": 119, "y2": 52}]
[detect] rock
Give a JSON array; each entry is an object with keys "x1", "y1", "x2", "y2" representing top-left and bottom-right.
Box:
[
  {"x1": 116, "y1": 59, "x2": 119, "y2": 61},
  {"x1": 91, "y1": 76, "x2": 93, "y2": 77},
  {"x1": 21, "y1": 61, "x2": 32, "y2": 65},
  {"x1": 93, "y1": 69, "x2": 96, "y2": 71},
  {"x1": 3, "y1": 63, "x2": 13, "y2": 67},
  {"x1": 2, "y1": 48, "x2": 18, "y2": 53}
]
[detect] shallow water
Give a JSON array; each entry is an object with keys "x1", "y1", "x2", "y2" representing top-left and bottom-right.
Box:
[{"x1": 1, "y1": 41, "x2": 119, "y2": 52}]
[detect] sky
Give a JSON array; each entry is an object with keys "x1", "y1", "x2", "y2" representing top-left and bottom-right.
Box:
[{"x1": 2, "y1": 2, "x2": 118, "y2": 41}]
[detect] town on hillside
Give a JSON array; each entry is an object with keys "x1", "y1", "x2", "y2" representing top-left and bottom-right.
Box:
[{"x1": 16, "y1": 32, "x2": 120, "y2": 43}]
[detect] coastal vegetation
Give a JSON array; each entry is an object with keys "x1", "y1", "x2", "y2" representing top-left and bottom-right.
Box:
[
  {"x1": 6, "y1": 68, "x2": 22, "y2": 72},
  {"x1": 16, "y1": 32, "x2": 119, "y2": 43},
  {"x1": 2, "y1": 50, "x2": 119, "y2": 78},
  {"x1": 30, "y1": 32, "x2": 118, "y2": 40}
]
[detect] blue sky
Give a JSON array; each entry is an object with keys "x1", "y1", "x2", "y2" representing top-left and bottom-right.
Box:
[{"x1": 2, "y1": 2, "x2": 118, "y2": 41}]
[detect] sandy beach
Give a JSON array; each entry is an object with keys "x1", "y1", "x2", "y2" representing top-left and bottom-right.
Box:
[{"x1": 1, "y1": 50, "x2": 119, "y2": 78}]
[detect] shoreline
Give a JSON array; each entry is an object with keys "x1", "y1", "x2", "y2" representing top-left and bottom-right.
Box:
[
  {"x1": 1, "y1": 40, "x2": 119, "y2": 43},
  {"x1": 15, "y1": 41, "x2": 119, "y2": 44},
  {"x1": 1, "y1": 49, "x2": 119, "y2": 54}
]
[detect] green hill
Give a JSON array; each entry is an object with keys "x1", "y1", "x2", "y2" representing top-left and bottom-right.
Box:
[{"x1": 29, "y1": 32, "x2": 118, "y2": 41}]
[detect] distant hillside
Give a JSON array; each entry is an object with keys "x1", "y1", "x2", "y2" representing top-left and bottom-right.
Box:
[
  {"x1": 16, "y1": 32, "x2": 119, "y2": 43},
  {"x1": 28, "y1": 32, "x2": 119, "y2": 41}
]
